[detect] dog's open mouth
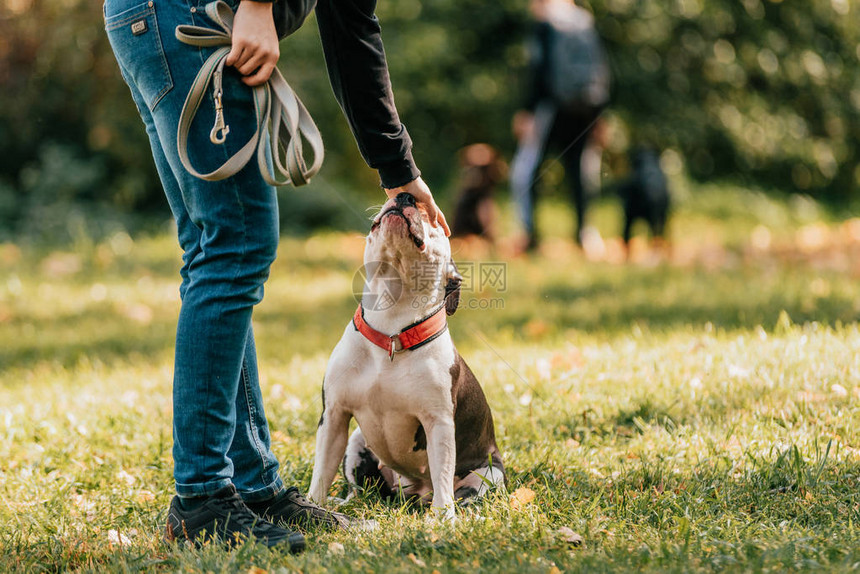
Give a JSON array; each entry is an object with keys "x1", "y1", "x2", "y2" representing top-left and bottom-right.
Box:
[{"x1": 371, "y1": 207, "x2": 425, "y2": 250}]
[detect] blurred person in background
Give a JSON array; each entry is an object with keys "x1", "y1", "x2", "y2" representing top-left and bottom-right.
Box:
[
  {"x1": 510, "y1": 0, "x2": 610, "y2": 252},
  {"x1": 103, "y1": 0, "x2": 448, "y2": 549}
]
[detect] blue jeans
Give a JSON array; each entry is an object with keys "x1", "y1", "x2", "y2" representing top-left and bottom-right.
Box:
[
  {"x1": 510, "y1": 102, "x2": 602, "y2": 245},
  {"x1": 104, "y1": 0, "x2": 284, "y2": 501}
]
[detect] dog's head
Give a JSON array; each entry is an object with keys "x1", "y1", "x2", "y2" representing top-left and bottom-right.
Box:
[
  {"x1": 459, "y1": 144, "x2": 506, "y2": 192},
  {"x1": 366, "y1": 193, "x2": 461, "y2": 315}
]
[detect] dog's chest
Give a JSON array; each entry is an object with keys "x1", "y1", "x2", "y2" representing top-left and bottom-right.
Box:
[{"x1": 335, "y1": 331, "x2": 456, "y2": 473}]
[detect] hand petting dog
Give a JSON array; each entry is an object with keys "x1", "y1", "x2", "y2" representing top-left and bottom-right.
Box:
[{"x1": 385, "y1": 177, "x2": 451, "y2": 237}]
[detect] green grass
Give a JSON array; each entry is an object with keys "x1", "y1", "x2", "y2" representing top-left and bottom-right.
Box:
[{"x1": 2, "y1": 183, "x2": 860, "y2": 572}]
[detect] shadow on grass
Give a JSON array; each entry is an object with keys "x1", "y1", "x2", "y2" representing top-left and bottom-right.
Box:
[
  {"x1": 456, "y1": 265, "x2": 858, "y2": 344},
  {"x1": 6, "y1": 253, "x2": 858, "y2": 378},
  {"x1": 0, "y1": 312, "x2": 176, "y2": 375},
  {"x1": 0, "y1": 293, "x2": 359, "y2": 376}
]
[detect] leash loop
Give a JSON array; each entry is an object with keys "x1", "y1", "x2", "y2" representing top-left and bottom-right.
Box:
[{"x1": 175, "y1": 1, "x2": 323, "y2": 186}]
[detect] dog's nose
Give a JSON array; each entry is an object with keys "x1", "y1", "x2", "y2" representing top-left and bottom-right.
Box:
[{"x1": 394, "y1": 192, "x2": 416, "y2": 208}]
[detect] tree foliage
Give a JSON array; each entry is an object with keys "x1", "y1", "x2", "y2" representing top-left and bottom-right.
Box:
[
  {"x1": 594, "y1": 0, "x2": 860, "y2": 198},
  {"x1": 0, "y1": 0, "x2": 857, "y2": 240}
]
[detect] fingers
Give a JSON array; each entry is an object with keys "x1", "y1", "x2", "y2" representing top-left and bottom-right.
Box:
[
  {"x1": 424, "y1": 199, "x2": 450, "y2": 236},
  {"x1": 227, "y1": 0, "x2": 279, "y2": 83},
  {"x1": 224, "y1": 43, "x2": 242, "y2": 68},
  {"x1": 384, "y1": 178, "x2": 451, "y2": 236},
  {"x1": 242, "y1": 61, "x2": 277, "y2": 86},
  {"x1": 226, "y1": 42, "x2": 278, "y2": 85},
  {"x1": 235, "y1": 46, "x2": 278, "y2": 76},
  {"x1": 436, "y1": 208, "x2": 451, "y2": 237}
]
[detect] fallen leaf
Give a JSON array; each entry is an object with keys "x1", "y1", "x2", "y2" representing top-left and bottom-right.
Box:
[
  {"x1": 526, "y1": 319, "x2": 549, "y2": 338},
  {"x1": 117, "y1": 469, "x2": 136, "y2": 486},
  {"x1": 328, "y1": 542, "x2": 344, "y2": 555},
  {"x1": 107, "y1": 529, "x2": 130, "y2": 546},
  {"x1": 509, "y1": 487, "x2": 536, "y2": 510},
  {"x1": 407, "y1": 553, "x2": 426, "y2": 567},
  {"x1": 247, "y1": 568, "x2": 267, "y2": 574},
  {"x1": 558, "y1": 526, "x2": 584, "y2": 547},
  {"x1": 551, "y1": 348, "x2": 584, "y2": 371},
  {"x1": 136, "y1": 490, "x2": 155, "y2": 503}
]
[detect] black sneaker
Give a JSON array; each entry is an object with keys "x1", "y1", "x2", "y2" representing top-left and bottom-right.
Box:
[
  {"x1": 164, "y1": 484, "x2": 306, "y2": 552},
  {"x1": 245, "y1": 487, "x2": 352, "y2": 531}
]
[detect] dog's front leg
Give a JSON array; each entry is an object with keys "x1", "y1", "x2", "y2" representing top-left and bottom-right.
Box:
[
  {"x1": 308, "y1": 406, "x2": 351, "y2": 504},
  {"x1": 424, "y1": 418, "x2": 457, "y2": 521}
]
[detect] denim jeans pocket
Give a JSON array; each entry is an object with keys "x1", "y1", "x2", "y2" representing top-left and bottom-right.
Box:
[{"x1": 105, "y1": 0, "x2": 173, "y2": 110}]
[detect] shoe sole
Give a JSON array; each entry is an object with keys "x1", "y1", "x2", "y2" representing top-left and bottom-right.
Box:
[
  {"x1": 283, "y1": 532, "x2": 306, "y2": 554},
  {"x1": 163, "y1": 530, "x2": 306, "y2": 553}
]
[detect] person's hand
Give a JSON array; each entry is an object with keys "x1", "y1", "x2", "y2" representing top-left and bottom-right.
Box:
[
  {"x1": 512, "y1": 110, "x2": 535, "y2": 142},
  {"x1": 225, "y1": 1, "x2": 279, "y2": 86},
  {"x1": 385, "y1": 177, "x2": 451, "y2": 236}
]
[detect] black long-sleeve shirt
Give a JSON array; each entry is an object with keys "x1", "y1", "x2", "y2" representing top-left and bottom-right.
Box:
[
  {"x1": 524, "y1": 21, "x2": 552, "y2": 113},
  {"x1": 314, "y1": 0, "x2": 420, "y2": 189}
]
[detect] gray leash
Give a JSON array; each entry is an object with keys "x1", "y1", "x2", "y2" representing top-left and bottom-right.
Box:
[{"x1": 175, "y1": 0, "x2": 323, "y2": 186}]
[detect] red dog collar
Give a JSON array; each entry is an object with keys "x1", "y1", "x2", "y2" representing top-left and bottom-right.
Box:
[{"x1": 353, "y1": 304, "x2": 448, "y2": 360}]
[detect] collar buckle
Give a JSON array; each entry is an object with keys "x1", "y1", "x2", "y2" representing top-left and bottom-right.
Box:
[{"x1": 389, "y1": 334, "x2": 405, "y2": 361}]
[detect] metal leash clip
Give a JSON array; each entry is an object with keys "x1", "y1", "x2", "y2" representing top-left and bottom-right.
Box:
[{"x1": 209, "y1": 70, "x2": 229, "y2": 144}]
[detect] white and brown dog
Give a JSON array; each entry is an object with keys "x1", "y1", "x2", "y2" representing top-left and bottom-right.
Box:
[{"x1": 308, "y1": 192, "x2": 505, "y2": 520}]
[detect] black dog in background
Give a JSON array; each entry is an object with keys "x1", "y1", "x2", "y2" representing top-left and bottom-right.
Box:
[
  {"x1": 450, "y1": 144, "x2": 506, "y2": 243},
  {"x1": 616, "y1": 148, "x2": 670, "y2": 252}
]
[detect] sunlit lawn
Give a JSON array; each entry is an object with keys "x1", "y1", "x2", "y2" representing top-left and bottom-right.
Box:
[{"x1": 2, "y1": 183, "x2": 860, "y2": 572}]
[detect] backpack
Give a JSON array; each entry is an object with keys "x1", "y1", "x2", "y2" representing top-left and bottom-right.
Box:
[{"x1": 545, "y1": 5, "x2": 610, "y2": 110}]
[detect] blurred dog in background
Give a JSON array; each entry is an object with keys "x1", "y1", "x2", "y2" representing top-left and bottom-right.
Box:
[
  {"x1": 616, "y1": 148, "x2": 670, "y2": 256},
  {"x1": 450, "y1": 144, "x2": 506, "y2": 244}
]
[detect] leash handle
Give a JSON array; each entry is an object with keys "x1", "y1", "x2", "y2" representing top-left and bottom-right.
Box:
[{"x1": 174, "y1": 1, "x2": 323, "y2": 186}]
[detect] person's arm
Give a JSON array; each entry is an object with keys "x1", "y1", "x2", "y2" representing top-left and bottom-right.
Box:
[
  {"x1": 315, "y1": 0, "x2": 416, "y2": 189},
  {"x1": 315, "y1": 0, "x2": 448, "y2": 233}
]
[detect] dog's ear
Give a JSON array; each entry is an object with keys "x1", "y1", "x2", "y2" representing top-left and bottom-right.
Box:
[{"x1": 444, "y1": 260, "x2": 462, "y2": 316}]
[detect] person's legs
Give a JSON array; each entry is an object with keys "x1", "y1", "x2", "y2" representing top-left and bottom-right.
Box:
[
  {"x1": 555, "y1": 109, "x2": 601, "y2": 245},
  {"x1": 510, "y1": 103, "x2": 557, "y2": 249},
  {"x1": 104, "y1": 0, "x2": 282, "y2": 500},
  {"x1": 560, "y1": 134, "x2": 589, "y2": 245},
  {"x1": 228, "y1": 329, "x2": 283, "y2": 501},
  {"x1": 510, "y1": 140, "x2": 542, "y2": 245}
]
